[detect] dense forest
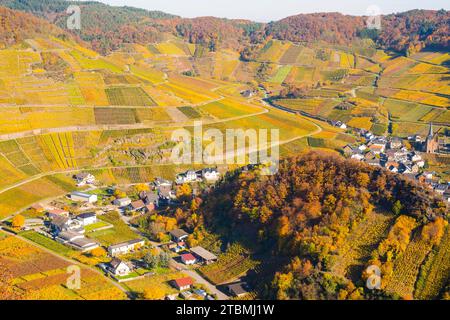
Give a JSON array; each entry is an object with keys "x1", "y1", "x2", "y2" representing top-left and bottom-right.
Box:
[
  {"x1": 191, "y1": 152, "x2": 447, "y2": 299},
  {"x1": 1, "y1": 0, "x2": 448, "y2": 55},
  {"x1": 0, "y1": 6, "x2": 69, "y2": 48}
]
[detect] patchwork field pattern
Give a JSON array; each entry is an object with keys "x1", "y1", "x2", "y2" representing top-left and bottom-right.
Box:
[{"x1": 0, "y1": 234, "x2": 126, "y2": 300}]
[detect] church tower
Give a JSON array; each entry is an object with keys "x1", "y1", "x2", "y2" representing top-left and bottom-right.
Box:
[{"x1": 425, "y1": 122, "x2": 438, "y2": 153}]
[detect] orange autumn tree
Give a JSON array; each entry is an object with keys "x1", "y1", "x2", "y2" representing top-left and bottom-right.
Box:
[{"x1": 11, "y1": 215, "x2": 25, "y2": 230}]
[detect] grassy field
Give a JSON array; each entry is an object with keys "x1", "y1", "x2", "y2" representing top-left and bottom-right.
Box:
[
  {"x1": 0, "y1": 176, "x2": 76, "y2": 219},
  {"x1": 20, "y1": 231, "x2": 74, "y2": 256},
  {"x1": 89, "y1": 211, "x2": 141, "y2": 246}
]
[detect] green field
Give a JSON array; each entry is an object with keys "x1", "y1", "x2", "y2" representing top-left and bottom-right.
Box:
[
  {"x1": 20, "y1": 231, "x2": 74, "y2": 255},
  {"x1": 105, "y1": 87, "x2": 156, "y2": 106}
]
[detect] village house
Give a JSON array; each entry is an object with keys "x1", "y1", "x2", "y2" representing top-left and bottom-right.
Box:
[
  {"x1": 176, "y1": 170, "x2": 198, "y2": 184},
  {"x1": 351, "y1": 153, "x2": 364, "y2": 161},
  {"x1": 139, "y1": 191, "x2": 159, "y2": 207},
  {"x1": 444, "y1": 190, "x2": 450, "y2": 202},
  {"x1": 434, "y1": 184, "x2": 448, "y2": 195},
  {"x1": 343, "y1": 145, "x2": 355, "y2": 156},
  {"x1": 153, "y1": 177, "x2": 172, "y2": 188},
  {"x1": 144, "y1": 204, "x2": 155, "y2": 213},
  {"x1": 227, "y1": 282, "x2": 250, "y2": 297},
  {"x1": 367, "y1": 159, "x2": 381, "y2": 167},
  {"x1": 180, "y1": 253, "x2": 197, "y2": 265},
  {"x1": 108, "y1": 258, "x2": 131, "y2": 277},
  {"x1": 74, "y1": 173, "x2": 95, "y2": 186},
  {"x1": 410, "y1": 152, "x2": 422, "y2": 162},
  {"x1": 50, "y1": 216, "x2": 84, "y2": 235},
  {"x1": 168, "y1": 241, "x2": 186, "y2": 253},
  {"x1": 173, "y1": 277, "x2": 194, "y2": 291},
  {"x1": 169, "y1": 229, "x2": 189, "y2": 243},
  {"x1": 190, "y1": 246, "x2": 218, "y2": 265},
  {"x1": 368, "y1": 144, "x2": 385, "y2": 154},
  {"x1": 113, "y1": 197, "x2": 132, "y2": 207},
  {"x1": 201, "y1": 168, "x2": 220, "y2": 181},
  {"x1": 46, "y1": 208, "x2": 70, "y2": 219},
  {"x1": 31, "y1": 204, "x2": 45, "y2": 214},
  {"x1": 158, "y1": 184, "x2": 176, "y2": 206},
  {"x1": 108, "y1": 239, "x2": 145, "y2": 256},
  {"x1": 76, "y1": 212, "x2": 97, "y2": 226},
  {"x1": 241, "y1": 89, "x2": 254, "y2": 98},
  {"x1": 390, "y1": 137, "x2": 403, "y2": 149},
  {"x1": 128, "y1": 200, "x2": 146, "y2": 212},
  {"x1": 388, "y1": 165, "x2": 399, "y2": 173},
  {"x1": 70, "y1": 191, "x2": 98, "y2": 203},
  {"x1": 364, "y1": 151, "x2": 376, "y2": 161}
]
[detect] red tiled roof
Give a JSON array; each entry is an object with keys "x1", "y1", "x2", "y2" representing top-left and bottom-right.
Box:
[
  {"x1": 174, "y1": 277, "x2": 193, "y2": 287},
  {"x1": 131, "y1": 200, "x2": 145, "y2": 208},
  {"x1": 181, "y1": 253, "x2": 196, "y2": 261},
  {"x1": 48, "y1": 209, "x2": 68, "y2": 215}
]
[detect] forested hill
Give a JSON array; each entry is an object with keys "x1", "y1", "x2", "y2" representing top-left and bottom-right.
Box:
[
  {"x1": 2, "y1": 0, "x2": 448, "y2": 55},
  {"x1": 0, "y1": 6, "x2": 71, "y2": 48},
  {"x1": 266, "y1": 10, "x2": 450, "y2": 54},
  {"x1": 195, "y1": 152, "x2": 448, "y2": 299},
  {"x1": 0, "y1": 0, "x2": 257, "y2": 53}
]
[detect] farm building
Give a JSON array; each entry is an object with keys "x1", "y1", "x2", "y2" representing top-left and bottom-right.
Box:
[
  {"x1": 56, "y1": 230, "x2": 99, "y2": 252},
  {"x1": 173, "y1": 277, "x2": 194, "y2": 291},
  {"x1": 190, "y1": 246, "x2": 218, "y2": 264},
  {"x1": 69, "y1": 237, "x2": 99, "y2": 252},
  {"x1": 169, "y1": 229, "x2": 189, "y2": 242},
  {"x1": 24, "y1": 218, "x2": 44, "y2": 228},
  {"x1": 70, "y1": 192, "x2": 98, "y2": 203},
  {"x1": 108, "y1": 239, "x2": 145, "y2": 256},
  {"x1": 57, "y1": 231, "x2": 84, "y2": 243},
  {"x1": 227, "y1": 282, "x2": 250, "y2": 297}
]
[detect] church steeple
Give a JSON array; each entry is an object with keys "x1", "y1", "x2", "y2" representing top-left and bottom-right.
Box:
[{"x1": 428, "y1": 122, "x2": 434, "y2": 138}]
